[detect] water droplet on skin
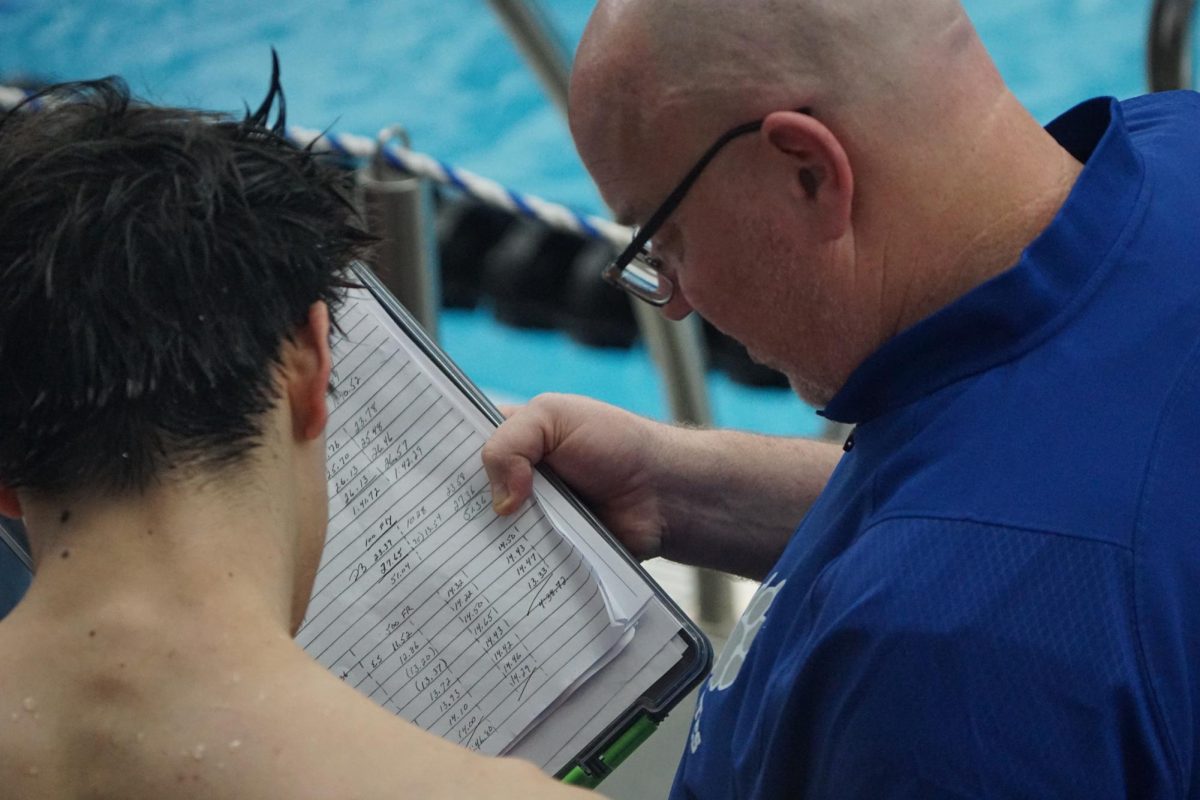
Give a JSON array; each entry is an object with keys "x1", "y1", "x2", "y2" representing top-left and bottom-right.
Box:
[
  {"x1": 228, "y1": 739, "x2": 241, "y2": 750},
  {"x1": 22, "y1": 697, "x2": 35, "y2": 712},
  {"x1": 192, "y1": 744, "x2": 206, "y2": 760}
]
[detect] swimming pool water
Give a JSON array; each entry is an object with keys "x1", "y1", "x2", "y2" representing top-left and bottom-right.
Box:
[{"x1": 0, "y1": 0, "x2": 1166, "y2": 434}]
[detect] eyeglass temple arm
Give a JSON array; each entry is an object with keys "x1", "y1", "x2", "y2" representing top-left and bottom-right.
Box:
[
  {"x1": 617, "y1": 119, "x2": 765, "y2": 260},
  {"x1": 615, "y1": 107, "x2": 812, "y2": 262}
]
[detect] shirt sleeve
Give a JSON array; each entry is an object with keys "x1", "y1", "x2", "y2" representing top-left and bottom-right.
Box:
[{"x1": 773, "y1": 516, "x2": 1175, "y2": 800}]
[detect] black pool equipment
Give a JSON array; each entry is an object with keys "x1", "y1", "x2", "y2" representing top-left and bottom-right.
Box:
[
  {"x1": 435, "y1": 198, "x2": 516, "y2": 309},
  {"x1": 479, "y1": 216, "x2": 586, "y2": 330},
  {"x1": 432, "y1": 194, "x2": 791, "y2": 387},
  {"x1": 561, "y1": 238, "x2": 638, "y2": 349}
]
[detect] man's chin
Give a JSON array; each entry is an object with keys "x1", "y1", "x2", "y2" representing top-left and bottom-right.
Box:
[
  {"x1": 785, "y1": 374, "x2": 835, "y2": 408},
  {"x1": 743, "y1": 343, "x2": 775, "y2": 369},
  {"x1": 744, "y1": 345, "x2": 792, "y2": 381},
  {"x1": 743, "y1": 347, "x2": 834, "y2": 407}
]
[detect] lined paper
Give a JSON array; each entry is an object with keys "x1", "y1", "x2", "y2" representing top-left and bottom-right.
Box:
[
  {"x1": 298, "y1": 292, "x2": 629, "y2": 755},
  {"x1": 509, "y1": 598, "x2": 687, "y2": 769}
]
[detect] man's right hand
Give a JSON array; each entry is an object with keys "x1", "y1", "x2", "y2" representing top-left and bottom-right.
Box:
[
  {"x1": 482, "y1": 393, "x2": 672, "y2": 562},
  {"x1": 481, "y1": 393, "x2": 845, "y2": 581}
]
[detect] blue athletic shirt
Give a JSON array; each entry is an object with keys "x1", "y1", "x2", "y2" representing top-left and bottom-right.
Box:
[{"x1": 670, "y1": 91, "x2": 1200, "y2": 799}]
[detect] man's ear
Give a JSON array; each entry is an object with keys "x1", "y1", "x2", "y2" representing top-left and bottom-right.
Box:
[
  {"x1": 761, "y1": 110, "x2": 854, "y2": 241},
  {"x1": 0, "y1": 486, "x2": 23, "y2": 519},
  {"x1": 284, "y1": 301, "x2": 333, "y2": 442}
]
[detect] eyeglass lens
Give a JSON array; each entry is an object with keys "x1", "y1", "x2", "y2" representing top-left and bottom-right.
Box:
[{"x1": 618, "y1": 250, "x2": 673, "y2": 306}]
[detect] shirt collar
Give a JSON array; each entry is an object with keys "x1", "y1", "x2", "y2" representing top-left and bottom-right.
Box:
[{"x1": 821, "y1": 97, "x2": 1146, "y2": 424}]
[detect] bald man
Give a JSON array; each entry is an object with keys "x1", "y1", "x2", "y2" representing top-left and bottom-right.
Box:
[{"x1": 483, "y1": 0, "x2": 1200, "y2": 797}]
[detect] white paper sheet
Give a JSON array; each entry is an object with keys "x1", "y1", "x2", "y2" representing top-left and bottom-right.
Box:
[
  {"x1": 297, "y1": 293, "x2": 631, "y2": 754},
  {"x1": 507, "y1": 598, "x2": 688, "y2": 770}
]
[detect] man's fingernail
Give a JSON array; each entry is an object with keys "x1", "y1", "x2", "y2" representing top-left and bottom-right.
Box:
[{"x1": 492, "y1": 485, "x2": 510, "y2": 513}]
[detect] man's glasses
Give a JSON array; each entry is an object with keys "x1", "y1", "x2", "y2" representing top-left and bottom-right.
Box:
[{"x1": 603, "y1": 108, "x2": 811, "y2": 306}]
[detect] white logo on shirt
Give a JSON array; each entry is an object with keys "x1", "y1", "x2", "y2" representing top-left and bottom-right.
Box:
[{"x1": 689, "y1": 573, "x2": 787, "y2": 754}]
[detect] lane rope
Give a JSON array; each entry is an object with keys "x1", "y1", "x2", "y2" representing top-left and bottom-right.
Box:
[{"x1": 0, "y1": 85, "x2": 630, "y2": 248}]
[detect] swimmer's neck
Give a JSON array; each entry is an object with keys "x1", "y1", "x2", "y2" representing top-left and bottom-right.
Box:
[{"x1": 5, "y1": 469, "x2": 323, "y2": 649}]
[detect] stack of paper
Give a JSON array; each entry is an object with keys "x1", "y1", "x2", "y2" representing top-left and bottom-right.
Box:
[{"x1": 298, "y1": 290, "x2": 685, "y2": 768}]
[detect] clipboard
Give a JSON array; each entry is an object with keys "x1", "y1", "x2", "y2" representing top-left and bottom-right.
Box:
[{"x1": 337, "y1": 262, "x2": 711, "y2": 785}]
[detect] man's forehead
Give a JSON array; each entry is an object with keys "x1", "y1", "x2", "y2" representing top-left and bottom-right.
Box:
[
  {"x1": 576, "y1": 140, "x2": 652, "y2": 227},
  {"x1": 574, "y1": 85, "x2": 746, "y2": 228},
  {"x1": 571, "y1": 5, "x2": 739, "y2": 222},
  {"x1": 571, "y1": 80, "x2": 658, "y2": 218},
  {"x1": 573, "y1": 104, "x2": 692, "y2": 226}
]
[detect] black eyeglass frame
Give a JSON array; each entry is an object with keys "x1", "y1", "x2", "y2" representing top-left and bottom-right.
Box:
[{"x1": 603, "y1": 107, "x2": 813, "y2": 306}]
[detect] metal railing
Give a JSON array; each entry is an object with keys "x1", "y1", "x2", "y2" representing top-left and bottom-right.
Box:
[
  {"x1": 487, "y1": 0, "x2": 572, "y2": 116},
  {"x1": 1148, "y1": 0, "x2": 1197, "y2": 91},
  {"x1": 358, "y1": 132, "x2": 443, "y2": 338}
]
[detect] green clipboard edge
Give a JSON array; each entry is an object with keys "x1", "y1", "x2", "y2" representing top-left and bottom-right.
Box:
[
  {"x1": 561, "y1": 714, "x2": 659, "y2": 788},
  {"x1": 351, "y1": 262, "x2": 715, "y2": 786},
  {"x1": 552, "y1": 619, "x2": 712, "y2": 788}
]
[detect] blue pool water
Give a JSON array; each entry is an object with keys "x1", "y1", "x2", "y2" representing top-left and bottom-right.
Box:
[{"x1": 0, "y1": 0, "x2": 1164, "y2": 434}]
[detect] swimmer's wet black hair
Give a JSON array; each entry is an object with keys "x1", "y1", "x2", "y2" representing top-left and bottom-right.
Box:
[{"x1": 0, "y1": 59, "x2": 374, "y2": 496}]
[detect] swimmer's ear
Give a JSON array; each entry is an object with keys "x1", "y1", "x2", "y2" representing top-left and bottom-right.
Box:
[
  {"x1": 284, "y1": 301, "x2": 332, "y2": 442},
  {"x1": 761, "y1": 110, "x2": 854, "y2": 241},
  {"x1": 0, "y1": 486, "x2": 22, "y2": 519}
]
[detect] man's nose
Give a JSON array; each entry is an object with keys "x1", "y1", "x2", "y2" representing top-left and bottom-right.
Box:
[{"x1": 660, "y1": 286, "x2": 694, "y2": 321}]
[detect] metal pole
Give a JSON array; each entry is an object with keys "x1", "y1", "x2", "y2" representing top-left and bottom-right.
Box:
[
  {"x1": 487, "y1": 0, "x2": 735, "y2": 631},
  {"x1": 486, "y1": 0, "x2": 572, "y2": 114},
  {"x1": 357, "y1": 141, "x2": 442, "y2": 339},
  {"x1": 632, "y1": 305, "x2": 712, "y2": 423},
  {"x1": 1148, "y1": 0, "x2": 1197, "y2": 91}
]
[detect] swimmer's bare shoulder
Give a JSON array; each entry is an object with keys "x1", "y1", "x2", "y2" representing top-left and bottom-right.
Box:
[{"x1": 0, "y1": 610, "x2": 594, "y2": 799}]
